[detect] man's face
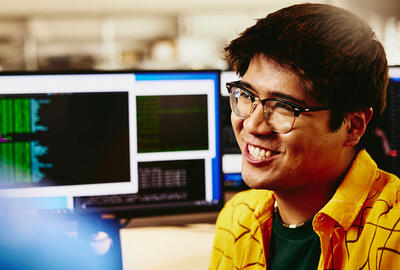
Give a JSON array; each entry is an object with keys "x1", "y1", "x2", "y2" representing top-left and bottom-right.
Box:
[{"x1": 231, "y1": 54, "x2": 350, "y2": 191}]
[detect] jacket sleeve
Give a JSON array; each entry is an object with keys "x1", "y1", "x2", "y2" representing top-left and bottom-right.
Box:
[{"x1": 208, "y1": 190, "x2": 268, "y2": 270}]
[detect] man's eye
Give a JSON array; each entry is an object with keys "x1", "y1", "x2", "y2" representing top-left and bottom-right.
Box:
[
  {"x1": 237, "y1": 90, "x2": 251, "y2": 100},
  {"x1": 274, "y1": 102, "x2": 293, "y2": 112},
  {"x1": 240, "y1": 92, "x2": 250, "y2": 99}
]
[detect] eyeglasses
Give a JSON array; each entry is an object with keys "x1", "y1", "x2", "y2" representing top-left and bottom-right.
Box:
[{"x1": 226, "y1": 81, "x2": 330, "y2": 134}]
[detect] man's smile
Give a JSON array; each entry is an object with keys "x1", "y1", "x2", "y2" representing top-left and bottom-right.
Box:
[{"x1": 245, "y1": 143, "x2": 281, "y2": 161}]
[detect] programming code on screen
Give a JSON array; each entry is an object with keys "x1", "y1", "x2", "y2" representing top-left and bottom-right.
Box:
[
  {"x1": 136, "y1": 95, "x2": 208, "y2": 153},
  {"x1": 0, "y1": 92, "x2": 130, "y2": 189},
  {"x1": 0, "y1": 71, "x2": 221, "y2": 216},
  {"x1": 138, "y1": 159, "x2": 205, "y2": 199},
  {"x1": 75, "y1": 159, "x2": 206, "y2": 209},
  {"x1": 76, "y1": 93, "x2": 210, "y2": 209}
]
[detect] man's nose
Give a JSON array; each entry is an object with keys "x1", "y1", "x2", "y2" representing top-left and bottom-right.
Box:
[{"x1": 243, "y1": 103, "x2": 273, "y2": 135}]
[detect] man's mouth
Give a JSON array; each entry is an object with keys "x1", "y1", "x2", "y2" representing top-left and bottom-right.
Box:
[{"x1": 247, "y1": 144, "x2": 279, "y2": 160}]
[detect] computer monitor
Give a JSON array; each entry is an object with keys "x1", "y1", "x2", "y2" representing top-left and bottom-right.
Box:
[
  {"x1": 367, "y1": 66, "x2": 400, "y2": 177},
  {"x1": 219, "y1": 71, "x2": 248, "y2": 190},
  {"x1": 0, "y1": 70, "x2": 222, "y2": 216}
]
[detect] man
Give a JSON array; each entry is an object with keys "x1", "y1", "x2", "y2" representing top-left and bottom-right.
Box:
[{"x1": 210, "y1": 3, "x2": 400, "y2": 270}]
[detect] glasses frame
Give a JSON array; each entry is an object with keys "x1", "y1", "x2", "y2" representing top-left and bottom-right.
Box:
[{"x1": 226, "y1": 80, "x2": 330, "y2": 133}]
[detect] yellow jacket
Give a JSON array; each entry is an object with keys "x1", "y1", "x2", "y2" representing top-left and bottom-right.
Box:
[{"x1": 209, "y1": 150, "x2": 400, "y2": 269}]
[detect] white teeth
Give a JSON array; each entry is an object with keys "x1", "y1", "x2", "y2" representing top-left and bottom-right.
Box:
[{"x1": 248, "y1": 145, "x2": 273, "y2": 159}]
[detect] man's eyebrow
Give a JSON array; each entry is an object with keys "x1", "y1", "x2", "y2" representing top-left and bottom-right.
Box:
[
  {"x1": 268, "y1": 91, "x2": 308, "y2": 106},
  {"x1": 238, "y1": 80, "x2": 253, "y2": 90},
  {"x1": 239, "y1": 80, "x2": 308, "y2": 106}
]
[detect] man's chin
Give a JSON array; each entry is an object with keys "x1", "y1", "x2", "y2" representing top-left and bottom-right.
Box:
[
  {"x1": 242, "y1": 170, "x2": 283, "y2": 190},
  {"x1": 242, "y1": 175, "x2": 272, "y2": 190}
]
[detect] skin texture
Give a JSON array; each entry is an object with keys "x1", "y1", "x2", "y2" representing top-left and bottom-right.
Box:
[{"x1": 231, "y1": 54, "x2": 371, "y2": 224}]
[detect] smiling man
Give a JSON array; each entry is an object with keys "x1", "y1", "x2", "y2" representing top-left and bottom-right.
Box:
[{"x1": 209, "y1": 3, "x2": 400, "y2": 270}]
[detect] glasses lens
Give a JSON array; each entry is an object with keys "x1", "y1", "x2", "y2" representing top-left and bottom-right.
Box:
[
  {"x1": 230, "y1": 86, "x2": 252, "y2": 119},
  {"x1": 263, "y1": 100, "x2": 295, "y2": 133}
]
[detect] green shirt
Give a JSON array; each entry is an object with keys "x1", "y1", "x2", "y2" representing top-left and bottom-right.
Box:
[{"x1": 269, "y1": 212, "x2": 321, "y2": 270}]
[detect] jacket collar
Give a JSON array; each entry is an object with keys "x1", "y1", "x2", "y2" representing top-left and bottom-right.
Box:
[{"x1": 317, "y1": 150, "x2": 378, "y2": 230}]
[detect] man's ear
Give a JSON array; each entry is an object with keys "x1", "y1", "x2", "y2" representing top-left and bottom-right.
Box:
[{"x1": 343, "y1": 107, "x2": 373, "y2": 147}]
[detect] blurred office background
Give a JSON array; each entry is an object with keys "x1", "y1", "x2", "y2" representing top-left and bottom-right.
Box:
[
  {"x1": 0, "y1": 1, "x2": 399, "y2": 269},
  {"x1": 0, "y1": 0, "x2": 398, "y2": 72}
]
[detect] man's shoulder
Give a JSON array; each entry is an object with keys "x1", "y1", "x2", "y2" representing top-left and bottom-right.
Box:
[
  {"x1": 372, "y1": 169, "x2": 400, "y2": 208},
  {"x1": 217, "y1": 189, "x2": 274, "y2": 225},
  {"x1": 360, "y1": 169, "x2": 400, "y2": 230},
  {"x1": 348, "y1": 170, "x2": 400, "y2": 269},
  {"x1": 351, "y1": 151, "x2": 400, "y2": 210}
]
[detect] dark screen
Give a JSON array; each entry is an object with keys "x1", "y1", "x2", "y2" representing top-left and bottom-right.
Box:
[
  {"x1": 0, "y1": 92, "x2": 130, "y2": 188},
  {"x1": 136, "y1": 95, "x2": 208, "y2": 153},
  {"x1": 367, "y1": 77, "x2": 400, "y2": 176}
]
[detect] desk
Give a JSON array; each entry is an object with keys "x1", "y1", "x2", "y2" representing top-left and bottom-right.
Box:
[{"x1": 120, "y1": 212, "x2": 218, "y2": 270}]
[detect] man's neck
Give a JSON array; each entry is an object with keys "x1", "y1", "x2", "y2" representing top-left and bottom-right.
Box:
[
  {"x1": 273, "y1": 184, "x2": 338, "y2": 226},
  {"x1": 273, "y1": 149, "x2": 358, "y2": 226}
]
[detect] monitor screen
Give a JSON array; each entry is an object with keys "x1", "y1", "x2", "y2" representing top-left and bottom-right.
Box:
[
  {"x1": 219, "y1": 71, "x2": 248, "y2": 190},
  {"x1": 0, "y1": 70, "x2": 222, "y2": 216},
  {"x1": 367, "y1": 66, "x2": 400, "y2": 177}
]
